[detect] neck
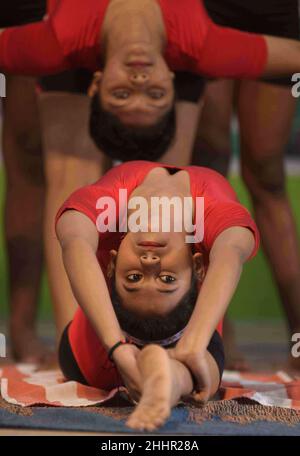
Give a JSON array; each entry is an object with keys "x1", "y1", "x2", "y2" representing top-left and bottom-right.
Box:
[{"x1": 102, "y1": 0, "x2": 165, "y2": 58}]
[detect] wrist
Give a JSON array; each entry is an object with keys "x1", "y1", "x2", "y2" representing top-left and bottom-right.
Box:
[
  {"x1": 177, "y1": 333, "x2": 208, "y2": 357},
  {"x1": 102, "y1": 329, "x2": 127, "y2": 352},
  {"x1": 108, "y1": 340, "x2": 127, "y2": 361}
]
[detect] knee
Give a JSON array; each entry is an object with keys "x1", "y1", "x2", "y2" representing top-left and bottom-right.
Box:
[
  {"x1": 197, "y1": 117, "x2": 231, "y2": 153},
  {"x1": 137, "y1": 344, "x2": 162, "y2": 361},
  {"x1": 194, "y1": 118, "x2": 231, "y2": 175},
  {"x1": 241, "y1": 152, "x2": 286, "y2": 199}
]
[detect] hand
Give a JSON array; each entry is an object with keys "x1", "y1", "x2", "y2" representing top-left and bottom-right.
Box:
[
  {"x1": 112, "y1": 343, "x2": 142, "y2": 402},
  {"x1": 167, "y1": 341, "x2": 212, "y2": 404}
]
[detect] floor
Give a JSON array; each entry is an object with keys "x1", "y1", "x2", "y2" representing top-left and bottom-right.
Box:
[{"x1": 0, "y1": 320, "x2": 295, "y2": 436}]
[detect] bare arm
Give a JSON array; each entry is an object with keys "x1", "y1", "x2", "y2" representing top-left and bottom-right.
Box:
[
  {"x1": 168, "y1": 226, "x2": 255, "y2": 398},
  {"x1": 57, "y1": 209, "x2": 144, "y2": 399},
  {"x1": 263, "y1": 35, "x2": 300, "y2": 77},
  {"x1": 178, "y1": 226, "x2": 255, "y2": 354},
  {"x1": 56, "y1": 210, "x2": 124, "y2": 350}
]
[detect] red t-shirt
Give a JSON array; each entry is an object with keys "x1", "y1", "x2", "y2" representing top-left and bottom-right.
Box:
[
  {"x1": 55, "y1": 161, "x2": 259, "y2": 389},
  {"x1": 0, "y1": 0, "x2": 267, "y2": 77}
]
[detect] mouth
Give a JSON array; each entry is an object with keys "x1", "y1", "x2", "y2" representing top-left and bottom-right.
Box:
[{"x1": 138, "y1": 242, "x2": 166, "y2": 248}]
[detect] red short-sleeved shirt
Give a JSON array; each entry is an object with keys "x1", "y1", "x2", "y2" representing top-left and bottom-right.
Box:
[
  {"x1": 55, "y1": 162, "x2": 259, "y2": 389},
  {"x1": 0, "y1": 0, "x2": 267, "y2": 77}
]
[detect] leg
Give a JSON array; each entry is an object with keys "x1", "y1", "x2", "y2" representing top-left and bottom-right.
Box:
[
  {"x1": 39, "y1": 92, "x2": 112, "y2": 343},
  {"x1": 191, "y1": 79, "x2": 234, "y2": 176},
  {"x1": 238, "y1": 81, "x2": 300, "y2": 367},
  {"x1": 161, "y1": 99, "x2": 203, "y2": 167},
  {"x1": 2, "y1": 75, "x2": 47, "y2": 363},
  {"x1": 126, "y1": 344, "x2": 220, "y2": 431}
]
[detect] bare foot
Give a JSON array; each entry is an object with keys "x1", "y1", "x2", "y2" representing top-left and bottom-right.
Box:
[{"x1": 126, "y1": 345, "x2": 174, "y2": 432}]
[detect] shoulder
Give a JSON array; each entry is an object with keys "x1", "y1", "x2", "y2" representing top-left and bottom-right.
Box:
[
  {"x1": 159, "y1": 0, "x2": 211, "y2": 70},
  {"x1": 188, "y1": 166, "x2": 238, "y2": 201}
]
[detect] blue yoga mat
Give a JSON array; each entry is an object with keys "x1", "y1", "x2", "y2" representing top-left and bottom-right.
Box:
[{"x1": 1, "y1": 406, "x2": 300, "y2": 435}]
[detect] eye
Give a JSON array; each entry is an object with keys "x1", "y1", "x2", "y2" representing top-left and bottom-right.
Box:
[
  {"x1": 112, "y1": 89, "x2": 130, "y2": 99},
  {"x1": 127, "y1": 273, "x2": 143, "y2": 282},
  {"x1": 159, "y1": 275, "x2": 176, "y2": 284},
  {"x1": 148, "y1": 89, "x2": 165, "y2": 100}
]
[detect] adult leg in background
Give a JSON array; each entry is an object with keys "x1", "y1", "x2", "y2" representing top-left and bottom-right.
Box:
[
  {"x1": 238, "y1": 80, "x2": 300, "y2": 369},
  {"x1": 39, "y1": 91, "x2": 112, "y2": 345},
  {"x1": 161, "y1": 98, "x2": 203, "y2": 167},
  {"x1": 191, "y1": 79, "x2": 234, "y2": 176},
  {"x1": 2, "y1": 75, "x2": 46, "y2": 363}
]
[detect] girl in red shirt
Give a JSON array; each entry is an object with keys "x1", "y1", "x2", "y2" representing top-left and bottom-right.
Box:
[
  {"x1": 56, "y1": 161, "x2": 259, "y2": 431},
  {"x1": 1, "y1": 0, "x2": 300, "y2": 161}
]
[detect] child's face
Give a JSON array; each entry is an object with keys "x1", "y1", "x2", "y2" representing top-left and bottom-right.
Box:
[
  {"x1": 110, "y1": 232, "x2": 199, "y2": 318},
  {"x1": 92, "y1": 53, "x2": 175, "y2": 127}
]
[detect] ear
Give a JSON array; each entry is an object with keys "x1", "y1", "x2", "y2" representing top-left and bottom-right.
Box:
[
  {"x1": 107, "y1": 249, "x2": 118, "y2": 279},
  {"x1": 88, "y1": 71, "x2": 103, "y2": 98},
  {"x1": 170, "y1": 71, "x2": 175, "y2": 80},
  {"x1": 192, "y1": 252, "x2": 205, "y2": 283}
]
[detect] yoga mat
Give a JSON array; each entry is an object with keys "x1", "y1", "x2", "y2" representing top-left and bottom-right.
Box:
[
  {"x1": 1, "y1": 364, "x2": 300, "y2": 435},
  {"x1": 1, "y1": 400, "x2": 300, "y2": 435}
]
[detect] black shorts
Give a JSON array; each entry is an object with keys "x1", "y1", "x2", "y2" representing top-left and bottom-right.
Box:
[
  {"x1": 204, "y1": 0, "x2": 300, "y2": 86},
  {"x1": 39, "y1": 69, "x2": 94, "y2": 95},
  {"x1": 0, "y1": 0, "x2": 46, "y2": 27},
  {"x1": 58, "y1": 322, "x2": 225, "y2": 387}
]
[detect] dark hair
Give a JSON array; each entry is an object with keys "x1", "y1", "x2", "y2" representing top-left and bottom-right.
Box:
[
  {"x1": 111, "y1": 273, "x2": 198, "y2": 343},
  {"x1": 89, "y1": 93, "x2": 176, "y2": 161}
]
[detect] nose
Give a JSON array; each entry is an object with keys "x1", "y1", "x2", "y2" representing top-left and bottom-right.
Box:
[
  {"x1": 140, "y1": 252, "x2": 160, "y2": 266},
  {"x1": 129, "y1": 71, "x2": 149, "y2": 85}
]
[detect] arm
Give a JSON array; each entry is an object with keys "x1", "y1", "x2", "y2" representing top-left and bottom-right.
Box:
[
  {"x1": 181, "y1": 226, "x2": 255, "y2": 351},
  {"x1": 56, "y1": 210, "x2": 125, "y2": 351},
  {"x1": 169, "y1": 226, "x2": 255, "y2": 397},
  {"x1": 57, "y1": 209, "x2": 143, "y2": 399},
  {"x1": 0, "y1": 22, "x2": 68, "y2": 75},
  {"x1": 199, "y1": 21, "x2": 300, "y2": 79},
  {"x1": 263, "y1": 35, "x2": 300, "y2": 77}
]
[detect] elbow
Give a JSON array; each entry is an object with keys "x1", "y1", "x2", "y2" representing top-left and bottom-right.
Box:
[{"x1": 209, "y1": 239, "x2": 255, "y2": 266}]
